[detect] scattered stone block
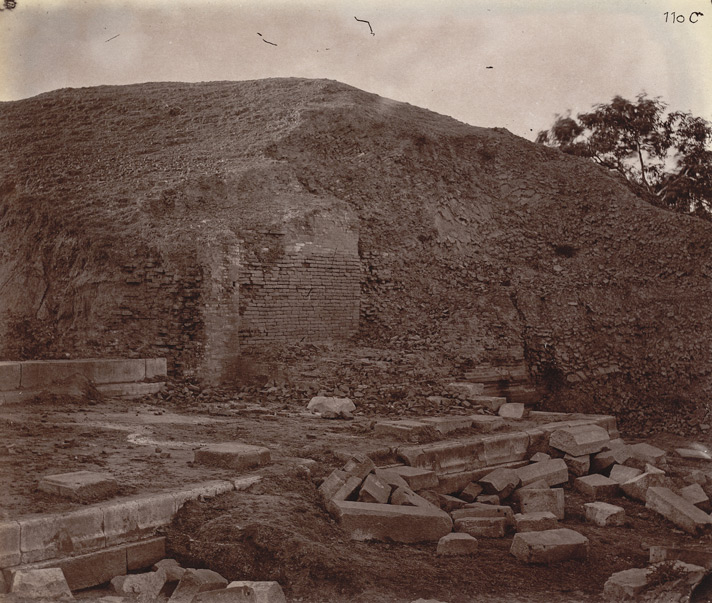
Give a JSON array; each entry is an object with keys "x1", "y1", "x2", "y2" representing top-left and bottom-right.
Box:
[
  {"x1": 374, "y1": 420, "x2": 431, "y2": 439},
  {"x1": 516, "y1": 459, "x2": 568, "y2": 487},
  {"x1": 454, "y1": 516, "x2": 509, "y2": 538},
  {"x1": 459, "y1": 482, "x2": 483, "y2": 503},
  {"x1": 563, "y1": 454, "x2": 590, "y2": 477},
  {"x1": 388, "y1": 466, "x2": 438, "y2": 491},
  {"x1": 574, "y1": 474, "x2": 620, "y2": 499},
  {"x1": 343, "y1": 453, "x2": 376, "y2": 481},
  {"x1": 113, "y1": 567, "x2": 167, "y2": 602},
  {"x1": 227, "y1": 581, "x2": 287, "y2": 603},
  {"x1": 307, "y1": 396, "x2": 356, "y2": 415},
  {"x1": 584, "y1": 502, "x2": 626, "y2": 526},
  {"x1": 39, "y1": 470, "x2": 118, "y2": 502},
  {"x1": 452, "y1": 503, "x2": 514, "y2": 523},
  {"x1": 519, "y1": 479, "x2": 550, "y2": 490},
  {"x1": 10, "y1": 568, "x2": 73, "y2": 601},
  {"x1": 549, "y1": 424, "x2": 610, "y2": 456},
  {"x1": 446, "y1": 382, "x2": 485, "y2": 399},
  {"x1": 608, "y1": 464, "x2": 642, "y2": 484},
  {"x1": 514, "y1": 488, "x2": 565, "y2": 519},
  {"x1": 373, "y1": 468, "x2": 410, "y2": 490},
  {"x1": 510, "y1": 528, "x2": 589, "y2": 563},
  {"x1": 680, "y1": 483, "x2": 711, "y2": 512},
  {"x1": 318, "y1": 470, "x2": 350, "y2": 500},
  {"x1": 529, "y1": 452, "x2": 551, "y2": 463},
  {"x1": 437, "y1": 494, "x2": 468, "y2": 512},
  {"x1": 358, "y1": 474, "x2": 391, "y2": 504},
  {"x1": 620, "y1": 467, "x2": 666, "y2": 502},
  {"x1": 649, "y1": 545, "x2": 712, "y2": 569},
  {"x1": 476, "y1": 494, "x2": 500, "y2": 505},
  {"x1": 331, "y1": 500, "x2": 453, "y2": 542},
  {"x1": 514, "y1": 511, "x2": 558, "y2": 532},
  {"x1": 391, "y1": 486, "x2": 439, "y2": 510},
  {"x1": 602, "y1": 567, "x2": 649, "y2": 600},
  {"x1": 646, "y1": 486, "x2": 712, "y2": 535},
  {"x1": 168, "y1": 568, "x2": 228, "y2": 603},
  {"x1": 417, "y1": 490, "x2": 442, "y2": 508},
  {"x1": 436, "y1": 532, "x2": 478, "y2": 556},
  {"x1": 126, "y1": 536, "x2": 166, "y2": 571},
  {"x1": 675, "y1": 447, "x2": 712, "y2": 460},
  {"x1": 628, "y1": 442, "x2": 667, "y2": 469},
  {"x1": 498, "y1": 403, "x2": 526, "y2": 419},
  {"x1": 591, "y1": 445, "x2": 632, "y2": 473},
  {"x1": 479, "y1": 467, "x2": 521, "y2": 499},
  {"x1": 470, "y1": 415, "x2": 506, "y2": 432},
  {"x1": 194, "y1": 443, "x2": 270, "y2": 471},
  {"x1": 421, "y1": 416, "x2": 473, "y2": 434},
  {"x1": 51, "y1": 545, "x2": 127, "y2": 591},
  {"x1": 154, "y1": 558, "x2": 185, "y2": 583}
]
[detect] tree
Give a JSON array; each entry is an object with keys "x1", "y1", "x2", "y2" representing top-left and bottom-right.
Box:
[{"x1": 536, "y1": 94, "x2": 712, "y2": 219}]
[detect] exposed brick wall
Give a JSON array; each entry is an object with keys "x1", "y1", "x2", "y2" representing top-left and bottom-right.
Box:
[{"x1": 238, "y1": 242, "x2": 360, "y2": 345}]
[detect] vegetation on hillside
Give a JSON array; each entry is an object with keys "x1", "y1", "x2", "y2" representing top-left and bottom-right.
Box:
[{"x1": 536, "y1": 94, "x2": 712, "y2": 220}]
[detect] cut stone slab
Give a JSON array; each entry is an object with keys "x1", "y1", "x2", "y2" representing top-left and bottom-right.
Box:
[
  {"x1": 549, "y1": 424, "x2": 610, "y2": 456},
  {"x1": 602, "y1": 567, "x2": 649, "y2": 600},
  {"x1": 388, "y1": 466, "x2": 439, "y2": 491},
  {"x1": 358, "y1": 474, "x2": 391, "y2": 504},
  {"x1": 194, "y1": 443, "x2": 270, "y2": 471},
  {"x1": 342, "y1": 453, "x2": 376, "y2": 481},
  {"x1": 168, "y1": 568, "x2": 228, "y2": 603},
  {"x1": 519, "y1": 479, "x2": 550, "y2": 490},
  {"x1": 459, "y1": 482, "x2": 484, "y2": 503},
  {"x1": 420, "y1": 416, "x2": 473, "y2": 434},
  {"x1": 227, "y1": 581, "x2": 287, "y2": 603},
  {"x1": 608, "y1": 464, "x2": 642, "y2": 484},
  {"x1": 645, "y1": 486, "x2": 712, "y2": 535},
  {"x1": 307, "y1": 396, "x2": 356, "y2": 415},
  {"x1": 113, "y1": 567, "x2": 167, "y2": 602},
  {"x1": 591, "y1": 445, "x2": 632, "y2": 473},
  {"x1": 436, "y1": 532, "x2": 478, "y2": 556},
  {"x1": 318, "y1": 470, "x2": 351, "y2": 500},
  {"x1": 563, "y1": 454, "x2": 590, "y2": 477},
  {"x1": 510, "y1": 528, "x2": 589, "y2": 563},
  {"x1": 452, "y1": 503, "x2": 514, "y2": 523},
  {"x1": 479, "y1": 467, "x2": 520, "y2": 499},
  {"x1": 530, "y1": 453, "x2": 551, "y2": 463},
  {"x1": 628, "y1": 442, "x2": 667, "y2": 469},
  {"x1": 154, "y1": 558, "x2": 185, "y2": 583},
  {"x1": 391, "y1": 486, "x2": 439, "y2": 510},
  {"x1": 446, "y1": 382, "x2": 485, "y2": 399},
  {"x1": 676, "y1": 447, "x2": 712, "y2": 460},
  {"x1": 454, "y1": 516, "x2": 509, "y2": 538},
  {"x1": 516, "y1": 458, "x2": 569, "y2": 487},
  {"x1": 514, "y1": 488, "x2": 565, "y2": 519},
  {"x1": 620, "y1": 467, "x2": 666, "y2": 502},
  {"x1": 470, "y1": 415, "x2": 506, "y2": 432},
  {"x1": 476, "y1": 494, "x2": 500, "y2": 505},
  {"x1": 680, "y1": 483, "x2": 711, "y2": 512},
  {"x1": 649, "y1": 545, "x2": 712, "y2": 569},
  {"x1": 331, "y1": 500, "x2": 453, "y2": 543},
  {"x1": 437, "y1": 494, "x2": 468, "y2": 512},
  {"x1": 514, "y1": 512, "x2": 559, "y2": 532},
  {"x1": 574, "y1": 474, "x2": 620, "y2": 500},
  {"x1": 10, "y1": 568, "x2": 73, "y2": 601},
  {"x1": 584, "y1": 502, "x2": 626, "y2": 527},
  {"x1": 39, "y1": 470, "x2": 119, "y2": 502},
  {"x1": 374, "y1": 420, "x2": 432, "y2": 439},
  {"x1": 191, "y1": 585, "x2": 254, "y2": 602},
  {"x1": 498, "y1": 403, "x2": 527, "y2": 419},
  {"x1": 373, "y1": 468, "x2": 409, "y2": 490}
]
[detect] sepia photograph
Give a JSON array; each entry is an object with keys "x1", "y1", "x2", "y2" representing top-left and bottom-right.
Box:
[{"x1": 1, "y1": 1, "x2": 711, "y2": 601}]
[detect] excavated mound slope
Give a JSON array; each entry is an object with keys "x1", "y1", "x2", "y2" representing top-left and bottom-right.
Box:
[{"x1": 1, "y1": 78, "x2": 711, "y2": 427}]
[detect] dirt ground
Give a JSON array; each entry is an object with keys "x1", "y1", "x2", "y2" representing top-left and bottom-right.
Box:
[{"x1": 2, "y1": 383, "x2": 712, "y2": 603}]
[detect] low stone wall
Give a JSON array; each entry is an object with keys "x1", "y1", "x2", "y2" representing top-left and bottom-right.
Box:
[{"x1": 0, "y1": 358, "x2": 167, "y2": 404}]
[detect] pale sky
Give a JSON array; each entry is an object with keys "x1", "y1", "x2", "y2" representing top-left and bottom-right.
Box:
[{"x1": 1, "y1": 0, "x2": 711, "y2": 140}]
